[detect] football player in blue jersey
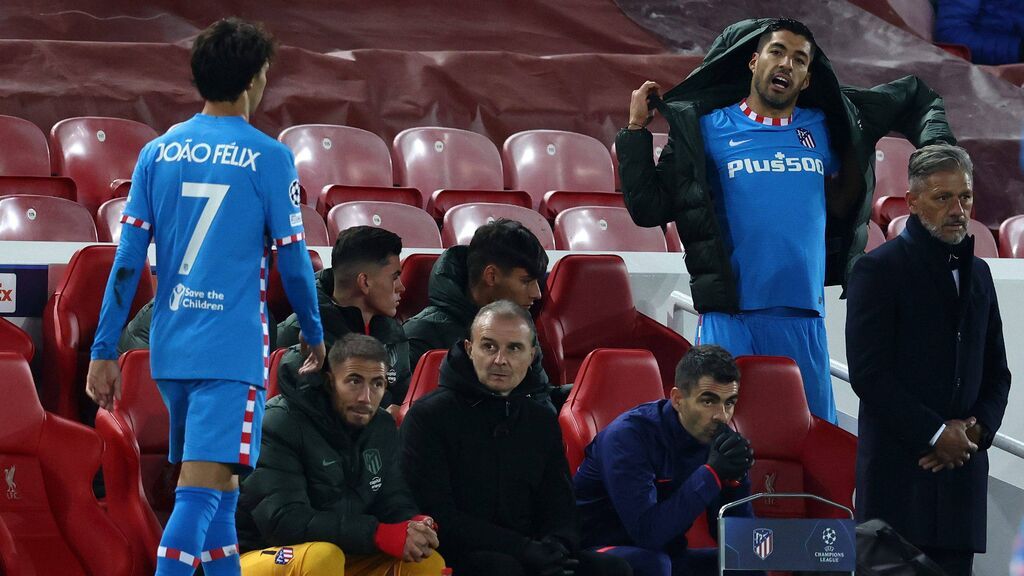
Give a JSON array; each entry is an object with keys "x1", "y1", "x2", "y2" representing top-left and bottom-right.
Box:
[
  {"x1": 86, "y1": 18, "x2": 325, "y2": 576},
  {"x1": 618, "y1": 18, "x2": 955, "y2": 426}
]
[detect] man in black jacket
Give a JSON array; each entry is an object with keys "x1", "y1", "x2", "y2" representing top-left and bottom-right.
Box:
[
  {"x1": 401, "y1": 301, "x2": 632, "y2": 576},
  {"x1": 618, "y1": 17, "x2": 955, "y2": 424},
  {"x1": 278, "y1": 225, "x2": 411, "y2": 408},
  {"x1": 237, "y1": 334, "x2": 444, "y2": 575}
]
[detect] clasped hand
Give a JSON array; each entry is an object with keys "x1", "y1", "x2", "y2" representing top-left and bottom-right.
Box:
[{"x1": 918, "y1": 418, "x2": 979, "y2": 472}]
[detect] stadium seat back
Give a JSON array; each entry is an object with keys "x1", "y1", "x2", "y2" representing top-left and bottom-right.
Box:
[
  {"x1": 427, "y1": 189, "x2": 532, "y2": 220},
  {"x1": 503, "y1": 130, "x2": 615, "y2": 208},
  {"x1": 866, "y1": 220, "x2": 886, "y2": 252},
  {"x1": 999, "y1": 214, "x2": 1024, "y2": 258},
  {"x1": 666, "y1": 221, "x2": 683, "y2": 252},
  {"x1": 873, "y1": 137, "x2": 915, "y2": 202},
  {"x1": 887, "y1": 216, "x2": 998, "y2": 257},
  {"x1": 398, "y1": 253, "x2": 439, "y2": 322},
  {"x1": 0, "y1": 176, "x2": 76, "y2": 201},
  {"x1": 266, "y1": 347, "x2": 289, "y2": 400},
  {"x1": 96, "y1": 197, "x2": 128, "y2": 243},
  {"x1": 279, "y1": 125, "x2": 393, "y2": 206},
  {"x1": 441, "y1": 203, "x2": 555, "y2": 249},
  {"x1": 395, "y1": 349, "x2": 446, "y2": 426},
  {"x1": 0, "y1": 317, "x2": 34, "y2": 362},
  {"x1": 0, "y1": 195, "x2": 97, "y2": 242},
  {"x1": 0, "y1": 514, "x2": 20, "y2": 576},
  {"x1": 554, "y1": 206, "x2": 666, "y2": 251},
  {"x1": 50, "y1": 117, "x2": 158, "y2": 213},
  {"x1": 611, "y1": 132, "x2": 667, "y2": 190},
  {"x1": 0, "y1": 115, "x2": 51, "y2": 176},
  {"x1": 393, "y1": 127, "x2": 503, "y2": 196},
  {"x1": 318, "y1": 185, "x2": 422, "y2": 217},
  {"x1": 300, "y1": 204, "x2": 330, "y2": 246},
  {"x1": 872, "y1": 195, "x2": 910, "y2": 229},
  {"x1": 539, "y1": 190, "x2": 625, "y2": 220},
  {"x1": 267, "y1": 250, "x2": 324, "y2": 323},
  {"x1": 327, "y1": 201, "x2": 441, "y2": 248}
]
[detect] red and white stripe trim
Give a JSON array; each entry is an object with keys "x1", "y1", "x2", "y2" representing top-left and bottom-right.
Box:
[
  {"x1": 260, "y1": 247, "x2": 270, "y2": 384},
  {"x1": 120, "y1": 214, "x2": 152, "y2": 231},
  {"x1": 201, "y1": 544, "x2": 239, "y2": 563},
  {"x1": 157, "y1": 546, "x2": 200, "y2": 568},
  {"x1": 739, "y1": 99, "x2": 792, "y2": 126},
  {"x1": 239, "y1": 385, "x2": 258, "y2": 466},
  {"x1": 274, "y1": 232, "x2": 305, "y2": 247}
]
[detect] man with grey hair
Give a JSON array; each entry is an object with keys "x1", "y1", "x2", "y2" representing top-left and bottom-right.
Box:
[{"x1": 846, "y1": 143, "x2": 1010, "y2": 576}]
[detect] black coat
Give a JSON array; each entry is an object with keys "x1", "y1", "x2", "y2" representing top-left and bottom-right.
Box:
[
  {"x1": 846, "y1": 215, "x2": 1011, "y2": 552},
  {"x1": 400, "y1": 342, "x2": 579, "y2": 564}
]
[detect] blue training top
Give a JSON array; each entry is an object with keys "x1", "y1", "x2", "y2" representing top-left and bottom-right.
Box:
[
  {"x1": 701, "y1": 102, "x2": 836, "y2": 316},
  {"x1": 92, "y1": 114, "x2": 323, "y2": 386}
]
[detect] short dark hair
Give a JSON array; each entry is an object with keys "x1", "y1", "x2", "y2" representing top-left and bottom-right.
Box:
[
  {"x1": 331, "y1": 226, "x2": 403, "y2": 287},
  {"x1": 470, "y1": 299, "x2": 538, "y2": 345},
  {"x1": 756, "y1": 18, "x2": 816, "y2": 60},
  {"x1": 674, "y1": 345, "x2": 740, "y2": 394},
  {"x1": 191, "y1": 18, "x2": 276, "y2": 103},
  {"x1": 327, "y1": 333, "x2": 389, "y2": 372},
  {"x1": 466, "y1": 219, "x2": 548, "y2": 286}
]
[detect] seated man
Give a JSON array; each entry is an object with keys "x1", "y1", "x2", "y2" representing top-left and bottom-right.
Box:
[
  {"x1": 237, "y1": 334, "x2": 444, "y2": 575},
  {"x1": 278, "y1": 225, "x2": 410, "y2": 407},
  {"x1": 573, "y1": 345, "x2": 754, "y2": 576},
  {"x1": 401, "y1": 300, "x2": 632, "y2": 576},
  {"x1": 404, "y1": 218, "x2": 554, "y2": 408}
]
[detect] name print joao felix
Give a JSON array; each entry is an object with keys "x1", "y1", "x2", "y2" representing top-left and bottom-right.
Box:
[{"x1": 155, "y1": 139, "x2": 261, "y2": 171}]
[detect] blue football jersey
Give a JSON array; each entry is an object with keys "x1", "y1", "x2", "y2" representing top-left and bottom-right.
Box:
[
  {"x1": 92, "y1": 114, "x2": 322, "y2": 386},
  {"x1": 701, "y1": 103, "x2": 837, "y2": 315}
]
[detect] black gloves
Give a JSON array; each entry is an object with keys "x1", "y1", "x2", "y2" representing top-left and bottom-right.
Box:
[
  {"x1": 520, "y1": 537, "x2": 579, "y2": 576},
  {"x1": 706, "y1": 425, "x2": 754, "y2": 482}
]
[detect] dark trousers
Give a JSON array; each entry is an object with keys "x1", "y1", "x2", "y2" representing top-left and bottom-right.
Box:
[
  {"x1": 919, "y1": 546, "x2": 974, "y2": 576},
  {"x1": 453, "y1": 549, "x2": 633, "y2": 576},
  {"x1": 597, "y1": 546, "x2": 716, "y2": 576}
]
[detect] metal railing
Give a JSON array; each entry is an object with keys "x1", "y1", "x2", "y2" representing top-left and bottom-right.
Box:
[{"x1": 669, "y1": 290, "x2": 1024, "y2": 460}]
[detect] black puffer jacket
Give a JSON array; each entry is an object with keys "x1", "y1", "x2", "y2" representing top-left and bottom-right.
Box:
[
  {"x1": 400, "y1": 342, "x2": 579, "y2": 564},
  {"x1": 237, "y1": 347, "x2": 418, "y2": 554},
  {"x1": 617, "y1": 18, "x2": 955, "y2": 313},
  {"x1": 278, "y1": 268, "x2": 411, "y2": 405}
]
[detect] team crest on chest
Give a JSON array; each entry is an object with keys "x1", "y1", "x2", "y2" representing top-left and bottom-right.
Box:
[{"x1": 796, "y1": 127, "x2": 816, "y2": 149}]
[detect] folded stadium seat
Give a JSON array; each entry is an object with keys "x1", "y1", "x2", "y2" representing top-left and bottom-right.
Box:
[
  {"x1": 871, "y1": 194, "x2": 910, "y2": 228},
  {"x1": 327, "y1": 201, "x2": 442, "y2": 249},
  {"x1": 0, "y1": 195, "x2": 98, "y2": 242},
  {"x1": 731, "y1": 356, "x2": 856, "y2": 520},
  {"x1": 0, "y1": 317, "x2": 34, "y2": 362},
  {"x1": 0, "y1": 514, "x2": 21, "y2": 576},
  {"x1": 41, "y1": 245, "x2": 154, "y2": 420},
  {"x1": 266, "y1": 347, "x2": 289, "y2": 400},
  {"x1": 397, "y1": 253, "x2": 439, "y2": 322},
  {"x1": 610, "y1": 132, "x2": 667, "y2": 191},
  {"x1": 394, "y1": 349, "x2": 446, "y2": 427},
  {"x1": 0, "y1": 351, "x2": 134, "y2": 576},
  {"x1": 866, "y1": 220, "x2": 886, "y2": 252},
  {"x1": 536, "y1": 254, "x2": 691, "y2": 395},
  {"x1": 94, "y1": 349, "x2": 173, "y2": 576},
  {"x1": 998, "y1": 215, "x2": 1024, "y2": 258},
  {"x1": 427, "y1": 189, "x2": 533, "y2": 221},
  {"x1": 318, "y1": 185, "x2": 423, "y2": 217},
  {"x1": 441, "y1": 203, "x2": 555, "y2": 249},
  {"x1": 887, "y1": 215, "x2": 999, "y2": 257},
  {"x1": 502, "y1": 130, "x2": 615, "y2": 209},
  {"x1": 96, "y1": 197, "x2": 127, "y2": 243},
  {"x1": 538, "y1": 190, "x2": 625, "y2": 221},
  {"x1": 665, "y1": 221, "x2": 683, "y2": 253},
  {"x1": 553, "y1": 206, "x2": 667, "y2": 252},
  {"x1": 267, "y1": 249, "x2": 324, "y2": 324},
  {"x1": 300, "y1": 204, "x2": 331, "y2": 246},
  {"x1": 49, "y1": 117, "x2": 158, "y2": 214},
  {"x1": 278, "y1": 124, "x2": 396, "y2": 209},
  {"x1": 873, "y1": 137, "x2": 915, "y2": 203}
]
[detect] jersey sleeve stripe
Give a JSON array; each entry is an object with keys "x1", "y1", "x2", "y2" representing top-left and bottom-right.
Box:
[
  {"x1": 274, "y1": 232, "x2": 305, "y2": 247},
  {"x1": 120, "y1": 214, "x2": 152, "y2": 231}
]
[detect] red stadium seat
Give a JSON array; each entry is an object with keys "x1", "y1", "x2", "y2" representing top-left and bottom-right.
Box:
[
  {"x1": 537, "y1": 254, "x2": 691, "y2": 394},
  {"x1": 0, "y1": 514, "x2": 21, "y2": 576},
  {"x1": 999, "y1": 215, "x2": 1024, "y2": 258},
  {"x1": 871, "y1": 195, "x2": 910, "y2": 228},
  {"x1": 318, "y1": 185, "x2": 423, "y2": 217},
  {"x1": 553, "y1": 206, "x2": 667, "y2": 252},
  {"x1": 0, "y1": 176, "x2": 76, "y2": 201},
  {"x1": 441, "y1": 203, "x2": 555, "y2": 249},
  {"x1": 887, "y1": 215, "x2": 998, "y2": 257},
  {"x1": 0, "y1": 114, "x2": 51, "y2": 176},
  {"x1": 0, "y1": 195, "x2": 98, "y2": 242},
  {"x1": 41, "y1": 245, "x2": 154, "y2": 419},
  {"x1": 666, "y1": 222, "x2": 683, "y2": 253},
  {"x1": 398, "y1": 253, "x2": 439, "y2": 322},
  {"x1": 266, "y1": 347, "x2": 289, "y2": 400},
  {"x1": 394, "y1": 349, "x2": 446, "y2": 427},
  {"x1": 0, "y1": 352, "x2": 133, "y2": 576},
  {"x1": 267, "y1": 250, "x2": 324, "y2": 324},
  {"x1": 50, "y1": 117, "x2": 158, "y2": 213},
  {"x1": 866, "y1": 220, "x2": 886, "y2": 252},
  {"x1": 610, "y1": 132, "x2": 667, "y2": 191},
  {"x1": 96, "y1": 197, "x2": 127, "y2": 243},
  {"x1": 327, "y1": 201, "x2": 442, "y2": 249},
  {"x1": 732, "y1": 356, "x2": 856, "y2": 520},
  {"x1": 94, "y1": 349, "x2": 173, "y2": 576},
  {"x1": 0, "y1": 317, "x2": 34, "y2": 362},
  {"x1": 539, "y1": 190, "x2": 625, "y2": 220},
  {"x1": 393, "y1": 127, "x2": 504, "y2": 196},
  {"x1": 279, "y1": 124, "x2": 394, "y2": 207},
  {"x1": 503, "y1": 130, "x2": 615, "y2": 208},
  {"x1": 980, "y1": 63, "x2": 1024, "y2": 87},
  {"x1": 427, "y1": 189, "x2": 532, "y2": 220},
  {"x1": 873, "y1": 137, "x2": 915, "y2": 202},
  {"x1": 300, "y1": 204, "x2": 330, "y2": 246}
]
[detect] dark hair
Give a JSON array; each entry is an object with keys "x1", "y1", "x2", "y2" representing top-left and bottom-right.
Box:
[
  {"x1": 191, "y1": 17, "x2": 276, "y2": 102},
  {"x1": 470, "y1": 299, "x2": 537, "y2": 344},
  {"x1": 756, "y1": 18, "x2": 816, "y2": 60},
  {"x1": 674, "y1": 345, "x2": 740, "y2": 394},
  {"x1": 331, "y1": 226, "x2": 403, "y2": 287},
  {"x1": 327, "y1": 333, "x2": 389, "y2": 371},
  {"x1": 908, "y1": 144, "x2": 974, "y2": 193},
  {"x1": 466, "y1": 219, "x2": 548, "y2": 286}
]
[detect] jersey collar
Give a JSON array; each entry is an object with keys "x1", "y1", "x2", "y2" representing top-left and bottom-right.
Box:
[{"x1": 739, "y1": 99, "x2": 792, "y2": 127}]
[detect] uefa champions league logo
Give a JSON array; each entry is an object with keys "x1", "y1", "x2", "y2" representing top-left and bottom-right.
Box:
[{"x1": 822, "y1": 528, "x2": 837, "y2": 546}]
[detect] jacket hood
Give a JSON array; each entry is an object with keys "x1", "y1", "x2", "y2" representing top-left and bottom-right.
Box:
[
  {"x1": 426, "y1": 246, "x2": 479, "y2": 328},
  {"x1": 439, "y1": 341, "x2": 543, "y2": 403}
]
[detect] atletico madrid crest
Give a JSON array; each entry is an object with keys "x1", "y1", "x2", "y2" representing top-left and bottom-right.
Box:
[
  {"x1": 753, "y1": 528, "x2": 774, "y2": 560},
  {"x1": 796, "y1": 127, "x2": 816, "y2": 149},
  {"x1": 275, "y1": 547, "x2": 294, "y2": 565}
]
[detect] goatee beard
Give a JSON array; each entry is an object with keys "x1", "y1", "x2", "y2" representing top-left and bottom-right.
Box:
[{"x1": 921, "y1": 218, "x2": 966, "y2": 245}]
